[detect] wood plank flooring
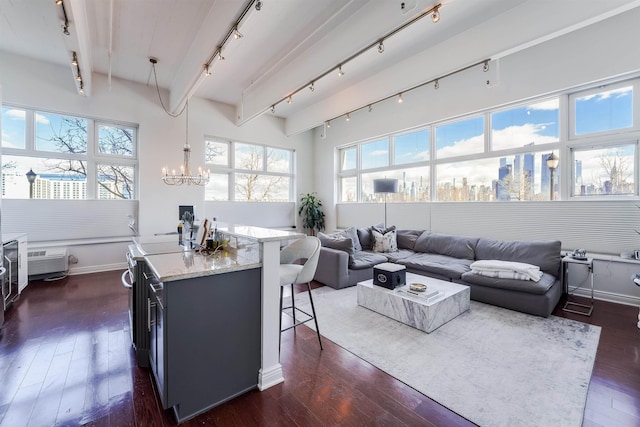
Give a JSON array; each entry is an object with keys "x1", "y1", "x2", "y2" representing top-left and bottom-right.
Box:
[{"x1": 0, "y1": 270, "x2": 638, "y2": 426}]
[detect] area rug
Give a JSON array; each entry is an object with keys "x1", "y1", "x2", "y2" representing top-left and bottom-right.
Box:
[{"x1": 291, "y1": 286, "x2": 601, "y2": 427}]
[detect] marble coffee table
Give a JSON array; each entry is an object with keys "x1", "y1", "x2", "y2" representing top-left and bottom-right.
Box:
[{"x1": 357, "y1": 272, "x2": 470, "y2": 333}]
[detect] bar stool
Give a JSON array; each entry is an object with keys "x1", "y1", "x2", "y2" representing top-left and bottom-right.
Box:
[{"x1": 279, "y1": 236, "x2": 323, "y2": 350}]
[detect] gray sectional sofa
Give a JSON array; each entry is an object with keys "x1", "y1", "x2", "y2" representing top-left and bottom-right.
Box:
[{"x1": 314, "y1": 227, "x2": 562, "y2": 317}]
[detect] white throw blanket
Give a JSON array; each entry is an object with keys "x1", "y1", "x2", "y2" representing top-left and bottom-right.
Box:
[{"x1": 470, "y1": 259, "x2": 543, "y2": 282}]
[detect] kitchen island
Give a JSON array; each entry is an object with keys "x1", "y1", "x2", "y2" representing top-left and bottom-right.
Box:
[{"x1": 138, "y1": 224, "x2": 304, "y2": 423}]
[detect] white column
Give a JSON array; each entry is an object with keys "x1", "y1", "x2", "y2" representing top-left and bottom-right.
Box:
[{"x1": 258, "y1": 239, "x2": 284, "y2": 390}]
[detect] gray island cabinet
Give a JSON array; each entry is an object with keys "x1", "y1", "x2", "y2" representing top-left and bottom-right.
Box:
[{"x1": 144, "y1": 247, "x2": 263, "y2": 423}]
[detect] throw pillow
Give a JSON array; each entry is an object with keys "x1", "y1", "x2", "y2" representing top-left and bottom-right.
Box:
[
  {"x1": 372, "y1": 228, "x2": 398, "y2": 253},
  {"x1": 317, "y1": 231, "x2": 355, "y2": 255}
]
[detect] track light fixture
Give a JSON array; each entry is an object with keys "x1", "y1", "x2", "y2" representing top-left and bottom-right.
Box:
[
  {"x1": 326, "y1": 59, "x2": 489, "y2": 127},
  {"x1": 233, "y1": 26, "x2": 243, "y2": 39},
  {"x1": 255, "y1": 0, "x2": 263, "y2": 11},
  {"x1": 432, "y1": 5, "x2": 440, "y2": 23},
  {"x1": 271, "y1": 105, "x2": 275, "y2": 113},
  {"x1": 337, "y1": 65, "x2": 344, "y2": 77},
  {"x1": 483, "y1": 61, "x2": 490, "y2": 72},
  {"x1": 71, "y1": 51, "x2": 78, "y2": 66},
  {"x1": 79, "y1": 84, "x2": 84, "y2": 94},
  {"x1": 217, "y1": 50, "x2": 225, "y2": 61},
  {"x1": 326, "y1": 120, "x2": 331, "y2": 128},
  {"x1": 55, "y1": 0, "x2": 62, "y2": 4},
  {"x1": 56, "y1": 0, "x2": 70, "y2": 35},
  {"x1": 205, "y1": 64, "x2": 212, "y2": 76},
  {"x1": 287, "y1": 96, "x2": 292, "y2": 104},
  {"x1": 309, "y1": 82, "x2": 315, "y2": 92},
  {"x1": 378, "y1": 40, "x2": 385, "y2": 53}
]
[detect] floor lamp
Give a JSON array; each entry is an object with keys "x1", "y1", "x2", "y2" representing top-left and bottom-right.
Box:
[{"x1": 373, "y1": 178, "x2": 399, "y2": 228}]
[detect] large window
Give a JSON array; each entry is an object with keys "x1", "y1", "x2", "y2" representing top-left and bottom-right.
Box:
[
  {"x1": 204, "y1": 139, "x2": 294, "y2": 202},
  {"x1": 338, "y1": 76, "x2": 640, "y2": 203},
  {"x1": 1, "y1": 106, "x2": 137, "y2": 200}
]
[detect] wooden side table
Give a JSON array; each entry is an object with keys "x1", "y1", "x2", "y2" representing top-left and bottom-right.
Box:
[{"x1": 562, "y1": 256, "x2": 594, "y2": 316}]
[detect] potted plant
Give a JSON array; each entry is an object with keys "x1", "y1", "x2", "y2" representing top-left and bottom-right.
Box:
[{"x1": 298, "y1": 193, "x2": 325, "y2": 236}]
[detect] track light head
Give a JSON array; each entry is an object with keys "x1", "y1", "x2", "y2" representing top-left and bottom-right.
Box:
[
  {"x1": 337, "y1": 65, "x2": 344, "y2": 77},
  {"x1": 309, "y1": 82, "x2": 315, "y2": 92},
  {"x1": 62, "y1": 24, "x2": 70, "y2": 35},
  {"x1": 255, "y1": 0, "x2": 262, "y2": 11},
  {"x1": 434, "y1": 79, "x2": 439, "y2": 90},
  {"x1": 55, "y1": 0, "x2": 62, "y2": 5},
  {"x1": 378, "y1": 40, "x2": 384, "y2": 53},
  {"x1": 346, "y1": 113, "x2": 351, "y2": 122},
  {"x1": 233, "y1": 27, "x2": 243, "y2": 39},
  {"x1": 398, "y1": 93, "x2": 403, "y2": 103},
  {"x1": 368, "y1": 105, "x2": 372, "y2": 113},
  {"x1": 270, "y1": 105, "x2": 275, "y2": 113},
  {"x1": 432, "y1": 6, "x2": 440, "y2": 23},
  {"x1": 326, "y1": 120, "x2": 331, "y2": 128},
  {"x1": 287, "y1": 96, "x2": 292, "y2": 104},
  {"x1": 217, "y1": 51, "x2": 225, "y2": 61},
  {"x1": 483, "y1": 61, "x2": 490, "y2": 72},
  {"x1": 71, "y1": 51, "x2": 78, "y2": 66},
  {"x1": 204, "y1": 64, "x2": 212, "y2": 76}
]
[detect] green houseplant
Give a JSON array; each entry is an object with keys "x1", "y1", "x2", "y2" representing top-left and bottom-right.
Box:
[{"x1": 298, "y1": 193, "x2": 325, "y2": 236}]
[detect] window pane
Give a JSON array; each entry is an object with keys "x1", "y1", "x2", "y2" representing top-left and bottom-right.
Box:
[
  {"x1": 436, "y1": 153, "x2": 556, "y2": 201},
  {"x1": 361, "y1": 139, "x2": 389, "y2": 169},
  {"x1": 98, "y1": 125, "x2": 135, "y2": 156},
  {"x1": 394, "y1": 129, "x2": 429, "y2": 165},
  {"x1": 361, "y1": 171, "x2": 405, "y2": 202},
  {"x1": 206, "y1": 140, "x2": 229, "y2": 166},
  {"x1": 340, "y1": 176, "x2": 357, "y2": 202},
  {"x1": 436, "y1": 116, "x2": 484, "y2": 159},
  {"x1": 97, "y1": 164, "x2": 134, "y2": 199},
  {"x1": 573, "y1": 145, "x2": 635, "y2": 196},
  {"x1": 1, "y1": 155, "x2": 87, "y2": 199},
  {"x1": 235, "y1": 174, "x2": 289, "y2": 201},
  {"x1": 491, "y1": 100, "x2": 559, "y2": 150},
  {"x1": 235, "y1": 143, "x2": 263, "y2": 171},
  {"x1": 340, "y1": 147, "x2": 356, "y2": 171},
  {"x1": 266, "y1": 147, "x2": 291, "y2": 173},
  {"x1": 1, "y1": 107, "x2": 26, "y2": 149},
  {"x1": 35, "y1": 112, "x2": 87, "y2": 154},
  {"x1": 575, "y1": 86, "x2": 633, "y2": 135},
  {"x1": 205, "y1": 173, "x2": 229, "y2": 201}
]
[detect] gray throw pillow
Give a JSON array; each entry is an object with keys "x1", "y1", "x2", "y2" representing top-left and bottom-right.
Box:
[{"x1": 317, "y1": 231, "x2": 355, "y2": 255}]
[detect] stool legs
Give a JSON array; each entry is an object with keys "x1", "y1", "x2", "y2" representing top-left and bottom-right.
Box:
[
  {"x1": 306, "y1": 282, "x2": 323, "y2": 350},
  {"x1": 278, "y1": 283, "x2": 323, "y2": 351}
]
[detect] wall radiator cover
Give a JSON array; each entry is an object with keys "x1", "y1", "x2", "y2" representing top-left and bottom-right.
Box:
[{"x1": 28, "y1": 247, "x2": 69, "y2": 276}]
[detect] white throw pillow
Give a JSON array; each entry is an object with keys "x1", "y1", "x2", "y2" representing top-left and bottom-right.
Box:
[{"x1": 372, "y1": 228, "x2": 398, "y2": 253}]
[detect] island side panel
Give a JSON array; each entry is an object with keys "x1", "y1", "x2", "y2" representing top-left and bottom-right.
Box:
[{"x1": 166, "y1": 267, "x2": 262, "y2": 422}]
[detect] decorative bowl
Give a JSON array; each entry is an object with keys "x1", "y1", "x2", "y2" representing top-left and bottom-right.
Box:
[{"x1": 409, "y1": 283, "x2": 427, "y2": 292}]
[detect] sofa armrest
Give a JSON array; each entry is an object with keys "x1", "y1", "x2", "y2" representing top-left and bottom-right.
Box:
[{"x1": 314, "y1": 247, "x2": 350, "y2": 289}]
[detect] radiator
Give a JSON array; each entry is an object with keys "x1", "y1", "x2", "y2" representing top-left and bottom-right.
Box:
[{"x1": 28, "y1": 247, "x2": 69, "y2": 276}]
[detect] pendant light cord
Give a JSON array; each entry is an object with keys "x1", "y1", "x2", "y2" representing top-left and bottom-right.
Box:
[{"x1": 150, "y1": 60, "x2": 187, "y2": 118}]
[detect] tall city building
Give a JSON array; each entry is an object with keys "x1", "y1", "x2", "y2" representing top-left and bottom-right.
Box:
[{"x1": 541, "y1": 153, "x2": 552, "y2": 195}]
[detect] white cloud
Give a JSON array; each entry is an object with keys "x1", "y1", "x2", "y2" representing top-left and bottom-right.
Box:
[
  {"x1": 578, "y1": 86, "x2": 632, "y2": 102},
  {"x1": 526, "y1": 100, "x2": 559, "y2": 111},
  {"x1": 34, "y1": 113, "x2": 50, "y2": 125},
  {"x1": 4, "y1": 109, "x2": 26, "y2": 120}
]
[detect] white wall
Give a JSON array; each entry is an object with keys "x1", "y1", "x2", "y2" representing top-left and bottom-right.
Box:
[
  {"x1": 313, "y1": 9, "x2": 640, "y2": 306},
  {"x1": 0, "y1": 51, "x2": 314, "y2": 274}
]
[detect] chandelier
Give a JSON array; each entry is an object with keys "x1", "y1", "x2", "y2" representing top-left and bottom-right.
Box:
[{"x1": 161, "y1": 101, "x2": 210, "y2": 186}]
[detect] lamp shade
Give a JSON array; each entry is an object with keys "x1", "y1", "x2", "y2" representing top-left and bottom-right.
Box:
[{"x1": 373, "y1": 178, "x2": 399, "y2": 194}]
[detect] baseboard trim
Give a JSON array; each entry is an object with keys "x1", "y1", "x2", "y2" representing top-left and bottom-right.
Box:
[
  {"x1": 570, "y1": 287, "x2": 640, "y2": 307},
  {"x1": 258, "y1": 364, "x2": 284, "y2": 391},
  {"x1": 68, "y1": 262, "x2": 127, "y2": 276}
]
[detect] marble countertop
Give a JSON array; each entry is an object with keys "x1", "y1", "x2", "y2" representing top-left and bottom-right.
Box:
[
  {"x1": 216, "y1": 223, "x2": 304, "y2": 242},
  {"x1": 145, "y1": 247, "x2": 261, "y2": 282}
]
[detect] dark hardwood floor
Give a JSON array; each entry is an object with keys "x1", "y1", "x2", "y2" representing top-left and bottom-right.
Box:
[{"x1": 0, "y1": 270, "x2": 638, "y2": 426}]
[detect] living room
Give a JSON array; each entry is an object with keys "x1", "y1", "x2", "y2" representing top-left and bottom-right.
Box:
[{"x1": 1, "y1": 0, "x2": 639, "y2": 425}]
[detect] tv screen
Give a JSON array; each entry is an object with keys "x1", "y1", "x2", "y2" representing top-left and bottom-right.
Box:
[{"x1": 178, "y1": 205, "x2": 195, "y2": 221}]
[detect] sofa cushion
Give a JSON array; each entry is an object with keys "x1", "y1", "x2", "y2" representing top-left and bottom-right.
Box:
[
  {"x1": 397, "y1": 253, "x2": 473, "y2": 280},
  {"x1": 350, "y1": 251, "x2": 388, "y2": 270},
  {"x1": 357, "y1": 223, "x2": 384, "y2": 250},
  {"x1": 396, "y1": 229, "x2": 423, "y2": 250},
  {"x1": 414, "y1": 232, "x2": 478, "y2": 260},
  {"x1": 318, "y1": 226, "x2": 362, "y2": 253},
  {"x1": 474, "y1": 238, "x2": 561, "y2": 276},
  {"x1": 461, "y1": 271, "x2": 556, "y2": 295},
  {"x1": 384, "y1": 248, "x2": 416, "y2": 263},
  {"x1": 318, "y1": 232, "x2": 355, "y2": 255}
]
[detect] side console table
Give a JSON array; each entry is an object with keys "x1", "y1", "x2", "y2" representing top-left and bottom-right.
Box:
[{"x1": 562, "y1": 256, "x2": 594, "y2": 316}]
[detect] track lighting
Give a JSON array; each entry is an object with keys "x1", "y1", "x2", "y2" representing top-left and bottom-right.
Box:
[
  {"x1": 76, "y1": 74, "x2": 82, "y2": 82},
  {"x1": 287, "y1": 96, "x2": 292, "y2": 104},
  {"x1": 270, "y1": 105, "x2": 275, "y2": 113},
  {"x1": 378, "y1": 40, "x2": 384, "y2": 53},
  {"x1": 326, "y1": 120, "x2": 331, "y2": 128},
  {"x1": 55, "y1": 0, "x2": 62, "y2": 4},
  {"x1": 217, "y1": 50, "x2": 225, "y2": 61},
  {"x1": 432, "y1": 5, "x2": 440, "y2": 23},
  {"x1": 204, "y1": 64, "x2": 212, "y2": 76},
  {"x1": 398, "y1": 93, "x2": 403, "y2": 103},
  {"x1": 483, "y1": 61, "x2": 490, "y2": 72},
  {"x1": 309, "y1": 82, "x2": 315, "y2": 92},
  {"x1": 434, "y1": 79, "x2": 439, "y2": 90},
  {"x1": 255, "y1": 0, "x2": 262, "y2": 11},
  {"x1": 233, "y1": 27, "x2": 243, "y2": 39},
  {"x1": 346, "y1": 113, "x2": 350, "y2": 122},
  {"x1": 71, "y1": 51, "x2": 78, "y2": 66},
  {"x1": 79, "y1": 84, "x2": 84, "y2": 94},
  {"x1": 368, "y1": 105, "x2": 372, "y2": 112},
  {"x1": 337, "y1": 65, "x2": 344, "y2": 77}
]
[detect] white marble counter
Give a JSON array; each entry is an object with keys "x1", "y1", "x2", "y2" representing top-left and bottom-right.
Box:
[
  {"x1": 216, "y1": 223, "x2": 304, "y2": 242},
  {"x1": 145, "y1": 247, "x2": 261, "y2": 282}
]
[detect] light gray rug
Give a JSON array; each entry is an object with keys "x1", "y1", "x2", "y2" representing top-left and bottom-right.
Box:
[{"x1": 291, "y1": 286, "x2": 601, "y2": 427}]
